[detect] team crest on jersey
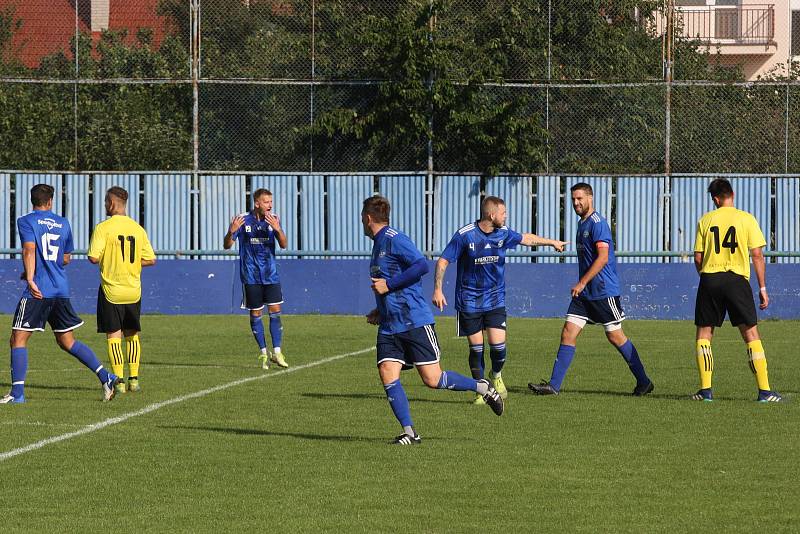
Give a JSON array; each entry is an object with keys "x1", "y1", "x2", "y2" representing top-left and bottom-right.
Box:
[
  {"x1": 245, "y1": 225, "x2": 252, "y2": 233},
  {"x1": 583, "y1": 231, "x2": 589, "y2": 238}
]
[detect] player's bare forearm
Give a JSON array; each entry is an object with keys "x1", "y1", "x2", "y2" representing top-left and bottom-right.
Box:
[
  {"x1": 141, "y1": 259, "x2": 156, "y2": 267},
  {"x1": 694, "y1": 252, "x2": 703, "y2": 274},
  {"x1": 276, "y1": 230, "x2": 288, "y2": 249},
  {"x1": 223, "y1": 233, "x2": 235, "y2": 250},
  {"x1": 62, "y1": 253, "x2": 71, "y2": 266},
  {"x1": 522, "y1": 233, "x2": 567, "y2": 252},
  {"x1": 434, "y1": 258, "x2": 448, "y2": 291},
  {"x1": 751, "y1": 248, "x2": 767, "y2": 288},
  {"x1": 579, "y1": 249, "x2": 608, "y2": 287},
  {"x1": 22, "y1": 243, "x2": 36, "y2": 282}
]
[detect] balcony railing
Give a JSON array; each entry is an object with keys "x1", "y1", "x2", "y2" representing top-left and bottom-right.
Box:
[{"x1": 674, "y1": 5, "x2": 775, "y2": 46}]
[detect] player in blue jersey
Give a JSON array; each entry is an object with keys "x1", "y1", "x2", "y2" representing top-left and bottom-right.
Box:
[
  {"x1": 224, "y1": 188, "x2": 289, "y2": 369},
  {"x1": 432, "y1": 196, "x2": 567, "y2": 403},
  {"x1": 2, "y1": 184, "x2": 121, "y2": 404},
  {"x1": 528, "y1": 183, "x2": 654, "y2": 397},
  {"x1": 362, "y1": 195, "x2": 504, "y2": 445}
]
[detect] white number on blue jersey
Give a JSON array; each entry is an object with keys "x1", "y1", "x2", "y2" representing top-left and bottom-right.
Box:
[{"x1": 41, "y1": 233, "x2": 59, "y2": 261}]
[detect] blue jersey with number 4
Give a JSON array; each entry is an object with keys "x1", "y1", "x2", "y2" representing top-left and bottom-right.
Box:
[
  {"x1": 575, "y1": 211, "x2": 619, "y2": 300},
  {"x1": 440, "y1": 222, "x2": 523, "y2": 312},
  {"x1": 232, "y1": 211, "x2": 280, "y2": 285},
  {"x1": 370, "y1": 226, "x2": 434, "y2": 335},
  {"x1": 17, "y1": 210, "x2": 74, "y2": 298}
]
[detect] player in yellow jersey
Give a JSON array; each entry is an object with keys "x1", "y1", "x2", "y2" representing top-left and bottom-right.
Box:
[
  {"x1": 88, "y1": 186, "x2": 156, "y2": 394},
  {"x1": 692, "y1": 178, "x2": 781, "y2": 402}
]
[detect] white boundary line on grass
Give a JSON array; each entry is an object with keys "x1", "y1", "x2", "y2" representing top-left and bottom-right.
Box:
[{"x1": 0, "y1": 346, "x2": 375, "y2": 463}]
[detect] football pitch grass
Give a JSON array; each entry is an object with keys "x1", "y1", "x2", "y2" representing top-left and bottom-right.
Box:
[{"x1": 0, "y1": 314, "x2": 797, "y2": 532}]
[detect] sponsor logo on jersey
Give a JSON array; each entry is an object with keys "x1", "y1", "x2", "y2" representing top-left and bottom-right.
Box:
[
  {"x1": 37, "y1": 218, "x2": 63, "y2": 230},
  {"x1": 249, "y1": 237, "x2": 268, "y2": 244},
  {"x1": 475, "y1": 255, "x2": 500, "y2": 265}
]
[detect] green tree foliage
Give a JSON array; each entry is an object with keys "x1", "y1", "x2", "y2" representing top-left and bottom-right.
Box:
[{"x1": 0, "y1": 1, "x2": 791, "y2": 174}]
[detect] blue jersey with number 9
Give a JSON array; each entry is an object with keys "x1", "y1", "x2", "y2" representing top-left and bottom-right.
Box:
[{"x1": 17, "y1": 210, "x2": 74, "y2": 298}]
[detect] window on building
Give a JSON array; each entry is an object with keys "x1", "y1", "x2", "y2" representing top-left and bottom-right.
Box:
[{"x1": 793, "y1": 11, "x2": 800, "y2": 57}]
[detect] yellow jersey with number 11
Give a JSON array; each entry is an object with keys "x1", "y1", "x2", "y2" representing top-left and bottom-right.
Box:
[{"x1": 88, "y1": 215, "x2": 155, "y2": 304}]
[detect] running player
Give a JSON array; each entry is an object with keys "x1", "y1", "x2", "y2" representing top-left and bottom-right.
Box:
[
  {"x1": 2, "y1": 184, "x2": 120, "y2": 404},
  {"x1": 363, "y1": 195, "x2": 504, "y2": 445}
]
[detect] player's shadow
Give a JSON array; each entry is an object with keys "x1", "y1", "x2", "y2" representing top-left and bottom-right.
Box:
[
  {"x1": 0, "y1": 381, "x2": 95, "y2": 392},
  {"x1": 507, "y1": 385, "x2": 687, "y2": 401},
  {"x1": 160, "y1": 424, "x2": 385, "y2": 443},
  {"x1": 301, "y1": 392, "x2": 465, "y2": 405},
  {"x1": 146, "y1": 361, "x2": 247, "y2": 369}
]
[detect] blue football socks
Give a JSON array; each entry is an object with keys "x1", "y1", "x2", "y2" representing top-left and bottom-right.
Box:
[
  {"x1": 437, "y1": 370, "x2": 478, "y2": 391},
  {"x1": 68, "y1": 341, "x2": 111, "y2": 384},
  {"x1": 384, "y1": 379, "x2": 413, "y2": 428},
  {"x1": 616, "y1": 340, "x2": 650, "y2": 386},
  {"x1": 549, "y1": 344, "x2": 576, "y2": 391},
  {"x1": 10, "y1": 347, "x2": 28, "y2": 398},
  {"x1": 489, "y1": 342, "x2": 506, "y2": 374},
  {"x1": 250, "y1": 314, "x2": 267, "y2": 351},
  {"x1": 268, "y1": 311, "x2": 283, "y2": 351},
  {"x1": 468, "y1": 343, "x2": 485, "y2": 379}
]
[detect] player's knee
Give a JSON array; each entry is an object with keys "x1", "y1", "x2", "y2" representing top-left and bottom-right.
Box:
[
  {"x1": 250, "y1": 310, "x2": 263, "y2": 318},
  {"x1": 422, "y1": 372, "x2": 442, "y2": 389},
  {"x1": 56, "y1": 337, "x2": 72, "y2": 351}
]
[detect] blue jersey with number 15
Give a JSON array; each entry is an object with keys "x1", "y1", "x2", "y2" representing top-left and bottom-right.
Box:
[{"x1": 17, "y1": 210, "x2": 74, "y2": 298}]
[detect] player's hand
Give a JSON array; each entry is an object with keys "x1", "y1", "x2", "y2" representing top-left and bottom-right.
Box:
[
  {"x1": 228, "y1": 215, "x2": 245, "y2": 235},
  {"x1": 551, "y1": 240, "x2": 568, "y2": 253},
  {"x1": 264, "y1": 212, "x2": 281, "y2": 230},
  {"x1": 571, "y1": 282, "x2": 585, "y2": 298},
  {"x1": 371, "y1": 278, "x2": 389, "y2": 295},
  {"x1": 432, "y1": 289, "x2": 447, "y2": 311},
  {"x1": 366, "y1": 308, "x2": 381, "y2": 325},
  {"x1": 759, "y1": 287, "x2": 769, "y2": 310},
  {"x1": 27, "y1": 280, "x2": 43, "y2": 299}
]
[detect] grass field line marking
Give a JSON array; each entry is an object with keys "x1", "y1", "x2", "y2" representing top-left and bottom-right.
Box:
[{"x1": 0, "y1": 346, "x2": 375, "y2": 463}]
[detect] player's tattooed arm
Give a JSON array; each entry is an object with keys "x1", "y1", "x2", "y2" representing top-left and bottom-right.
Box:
[{"x1": 431, "y1": 258, "x2": 449, "y2": 311}]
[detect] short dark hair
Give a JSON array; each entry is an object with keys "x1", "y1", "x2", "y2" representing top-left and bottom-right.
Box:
[
  {"x1": 480, "y1": 196, "x2": 505, "y2": 219},
  {"x1": 106, "y1": 186, "x2": 129, "y2": 203},
  {"x1": 570, "y1": 182, "x2": 593, "y2": 196},
  {"x1": 707, "y1": 178, "x2": 733, "y2": 199},
  {"x1": 30, "y1": 184, "x2": 54, "y2": 207},
  {"x1": 253, "y1": 188, "x2": 272, "y2": 200},
  {"x1": 362, "y1": 195, "x2": 390, "y2": 224}
]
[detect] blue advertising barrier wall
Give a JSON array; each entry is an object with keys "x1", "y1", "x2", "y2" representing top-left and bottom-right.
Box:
[{"x1": 1, "y1": 260, "x2": 799, "y2": 320}]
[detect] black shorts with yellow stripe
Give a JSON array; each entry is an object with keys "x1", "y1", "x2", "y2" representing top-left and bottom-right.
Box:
[{"x1": 96, "y1": 287, "x2": 142, "y2": 333}]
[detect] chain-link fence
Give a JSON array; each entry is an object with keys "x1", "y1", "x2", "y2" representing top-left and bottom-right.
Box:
[{"x1": 0, "y1": 1, "x2": 798, "y2": 175}]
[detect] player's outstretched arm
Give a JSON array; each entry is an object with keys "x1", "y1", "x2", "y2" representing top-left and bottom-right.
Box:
[
  {"x1": 224, "y1": 215, "x2": 245, "y2": 250},
  {"x1": 521, "y1": 233, "x2": 568, "y2": 252},
  {"x1": 432, "y1": 258, "x2": 449, "y2": 311}
]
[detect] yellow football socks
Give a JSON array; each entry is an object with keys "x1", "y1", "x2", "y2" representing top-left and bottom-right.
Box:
[
  {"x1": 126, "y1": 335, "x2": 141, "y2": 379},
  {"x1": 747, "y1": 339, "x2": 769, "y2": 391},
  {"x1": 108, "y1": 338, "x2": 125, "y2": 378},
  {"x1": 696, "y1": 339, "x2": 713, "y2": 390}
]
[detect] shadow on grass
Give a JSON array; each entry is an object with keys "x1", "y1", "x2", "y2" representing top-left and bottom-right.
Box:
[
  {"x1": 0, "y1": 381, "x2": 96, "y2": 392},
  {"x1": 301, "y1": 392, "x2": 466, "y2": 405},
  {"x1": 159, "y1": 425, "x2": 386, "y2": 443},
  {"x1": 146, "y1": 361, "x2": 248, "y2": 369}
]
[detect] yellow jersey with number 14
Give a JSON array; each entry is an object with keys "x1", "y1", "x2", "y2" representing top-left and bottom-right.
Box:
[
  {"x1": 88, "y1": 215, "x2": 155, "y2": 304},
  {"x1": 694, "y1": 206, "x2": 766, "y2": 280}
]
